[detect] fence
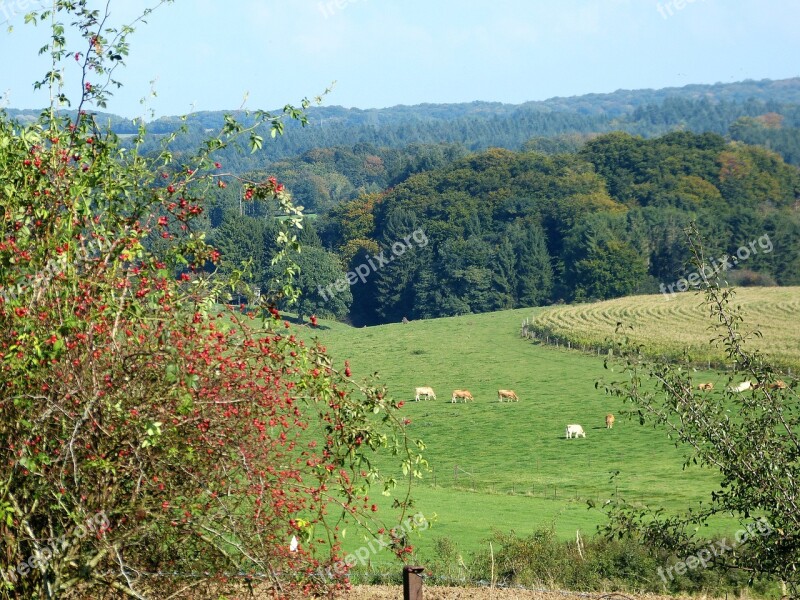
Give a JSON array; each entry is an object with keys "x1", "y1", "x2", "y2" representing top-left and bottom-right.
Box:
[
  {"x1": 350, "y1": 563, "x2": 640, "y2": 600},
  {"x1": 520, "y1": 317, "x2": 796, "y2": 376}
]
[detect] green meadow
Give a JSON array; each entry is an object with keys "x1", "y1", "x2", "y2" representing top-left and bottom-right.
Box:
[{"x1": 306, "y1": 307, "x2": 737, "y2": 559}]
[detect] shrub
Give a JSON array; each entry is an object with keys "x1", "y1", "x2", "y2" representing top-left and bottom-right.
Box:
[{"x1": 0, "y1": 2, "x2": 424, "y2": 597}]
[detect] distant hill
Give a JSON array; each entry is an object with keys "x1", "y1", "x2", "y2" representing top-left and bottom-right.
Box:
[{"x1": 6, "y1": 78, "x2": 800, "y2": 170}]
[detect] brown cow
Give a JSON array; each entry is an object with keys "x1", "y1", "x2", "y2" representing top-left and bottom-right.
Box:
[
  {"x1": 451, "y1": 390, "x2": 474, "y2": 403},
  {"x1": 756, "y1": 380, "x2": 788, "y2": 390},
  {"x1": 605, "y1": 414, "x2": 615, "y2": 429},
  {"x1": 497, "y1": 389, "x2": 519, "y2": 402},
  {"x1": 697, "y1": 382, "x2": 714, "y2": 391}
]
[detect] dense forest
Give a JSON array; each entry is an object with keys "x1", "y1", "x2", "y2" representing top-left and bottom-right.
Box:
[
  {"x1": 207, "y1": 131, "x2": 800, "y2": 325},
  {"x1": 11, "y1": 79, "x2": 798, "y2": 325},
  {"x1": 7, "y1": 78, "x2": 800, "y2": 182}
]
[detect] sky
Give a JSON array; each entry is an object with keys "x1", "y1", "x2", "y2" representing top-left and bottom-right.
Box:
[{"x1": 0, "y1": 0, "x2": 798, "y2": 120}]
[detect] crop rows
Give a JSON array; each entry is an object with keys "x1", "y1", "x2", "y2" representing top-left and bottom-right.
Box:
[{"x1": 528, "y1": 287, "x2": 800, "y2": 370}]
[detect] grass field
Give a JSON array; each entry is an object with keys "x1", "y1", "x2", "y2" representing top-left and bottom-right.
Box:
[
  {"x1": 526, "y1": 287, "x2": 800, "y2": 370},
  {"x1": 303, "y1": 305, "x2": 753, "y2": 562}
]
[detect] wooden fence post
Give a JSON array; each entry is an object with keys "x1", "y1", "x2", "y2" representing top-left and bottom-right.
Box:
[{"x1": 403, "y1": 565, "x2": 425, "y2": 600}]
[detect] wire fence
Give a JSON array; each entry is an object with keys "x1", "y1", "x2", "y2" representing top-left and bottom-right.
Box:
[
  {"x1": 520, "y1": 318, "x2": 796, "y2": 376},
  {"x1": 128, "y1": 564, "x2": 640, "y2": 599},
  {"x1": 347, "y1": 563, "x2": 639, "y2": 599}
]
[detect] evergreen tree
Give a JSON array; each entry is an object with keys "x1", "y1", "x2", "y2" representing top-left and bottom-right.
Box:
[
  {"x1": 277, "y1": 247, "x2": 352, "y2": 321},
  {"x1": 509, "y1": 222, "x2": 554, "y2": 306},
  {"x1": 374, "y1": 208, "x2": 426, "y2": 322},
  {"x1": 211, "y1": 212, "x2": 279, "y2": 294}
]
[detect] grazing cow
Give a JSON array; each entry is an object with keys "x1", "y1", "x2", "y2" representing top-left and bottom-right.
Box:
[
  {"x1": 755, "y1": 380, "x2": 789, "y2": 391},
  {"x1": 729, "y1": 380, "x2": 752, "y2": 393},
  {"x1": 414, "y1": 386, "x2": 436, "y2": 402},
  {"x1": 451, "y1": 390, "x2": 474, "y2": 403},
  {"x1": 697, "y1": 382, "x2": 714, "y2": 391},
  {"x1": 497, "y1": 389, "x2": 519, "y2": 402},
  {"x1": 565, "y1": 424, "x2": 586, "y2": 439},
  {"x1": 605, "y1": 414, "x2": 615, "y2": 429}
]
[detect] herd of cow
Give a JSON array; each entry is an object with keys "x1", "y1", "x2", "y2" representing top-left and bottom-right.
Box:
[
  {"x1": 702, "y1": 379, "x2": 789, "y2": 393},
  {"x1": 412, "y1": 378, "x2": 787, "y2": 442},
  {"x1": 413, "y1": 386, "x2": 616, "y2": 439}
]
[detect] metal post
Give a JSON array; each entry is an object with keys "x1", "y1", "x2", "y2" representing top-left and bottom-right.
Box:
[{"x1": 403, "y1": 565, "x2": 424, "y2": 600}]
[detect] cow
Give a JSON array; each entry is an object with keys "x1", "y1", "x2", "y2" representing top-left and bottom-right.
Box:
[
  {"x1": 414, "y1": 386, "x2": 436, "y2": 402},
  {"x1": 754, "y1": 379, "x2": 789, "y2": 391},
  {"x1": 497, "y1": 389, "x2": 519, "y2": 402},
  {"x1": 565, "y1": 424, "x2": 585, "y2": 439},
  {"x1": 697, "y1": 382, "x2": 714, "y2": 391},
  {"x1": 451, "y1": 390, "x2": 473, "y2": 403},
  {"x1": 729, "y1": 380, "x2": 752, "y2": 393},
  {"x1": 605, "y1": 414, "x2": 615, "y2": 429}
]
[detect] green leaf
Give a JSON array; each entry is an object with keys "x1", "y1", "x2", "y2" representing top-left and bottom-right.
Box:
[{"x1": 165, "y1": 364, "x2": 178, "y2": 384}]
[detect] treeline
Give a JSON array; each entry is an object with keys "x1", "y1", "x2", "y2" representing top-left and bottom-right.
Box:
[
  {"x1": 199, "y1": 101, "x2": 800, "y2": 219},
  {"x1": 12, "y1": 77, "x2": 800, "y2": 178},
  {"x1": 135, "y1": 95, "x2": 800, "y2": 180},
  {"x1": 207, "y1": 131, "x2": 800, "y2": 326}
]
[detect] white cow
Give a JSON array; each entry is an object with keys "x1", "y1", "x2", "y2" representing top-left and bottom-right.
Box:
[
  {"x1": 729, "y1": 380, "x2": 752, "y2": 393},
  {"x1": 414, "y1": 386, "x2": 436, "y2": 402},
  {"x1": 565, "y1": 424, "x2": 586, "y2": 439}
]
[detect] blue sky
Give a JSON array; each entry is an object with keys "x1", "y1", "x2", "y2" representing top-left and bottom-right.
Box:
[{"x1": 1, "y1": 0, "x2": 798, "y2": 119}]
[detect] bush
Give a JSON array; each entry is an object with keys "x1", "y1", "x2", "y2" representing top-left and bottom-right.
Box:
[
  {"x1": 439, "y1": 529, "x2": 779, "y2": 596},
  {"x1": 726, "y1": 268, "x2": 777, "y2": 286},
  {"x1": 0, "y1": 3, "x2": 424, "y2": 598}
]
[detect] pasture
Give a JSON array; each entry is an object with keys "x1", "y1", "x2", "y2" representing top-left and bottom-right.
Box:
[
  {"x1": 307, "y1": 306, "x2": 746, "y2": 560},
  {"x1": 526, "y1": 287, "x2": 800, "y2": 370}
]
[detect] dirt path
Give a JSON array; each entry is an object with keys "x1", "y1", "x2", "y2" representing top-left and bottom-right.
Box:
[{"x1": 344, "y1": 586, "x2": 693, "y2": 599}]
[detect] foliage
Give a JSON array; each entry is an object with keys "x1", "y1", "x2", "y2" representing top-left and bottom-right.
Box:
[
  {"x1": 271, "y1": 246, "x2": 353, "y2": 321},
  {"x1": 210, "y1": 211, "x2": 280, "y2": 295},
  {"x1": 457, "y1": 528, "x2": 770, "y2": 596},
  {"x1": 600, "y1": 225, "x2": 800, "y2": 595},
  {"x1": 314, "y1": 132, "x2": 799, "y2": 324},
  {"x1": 12, "y1": 77, "x2": 795, "y2": 179},
  {"x1": 0, "y1": 2, "x2": 422, "y2": 598}
]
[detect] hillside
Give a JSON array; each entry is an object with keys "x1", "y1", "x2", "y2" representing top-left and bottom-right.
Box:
[
  {"x1": 7, "y1": 78, "x2": 800, "y2": 169},
  {"x1": 312, "y1": 132, "x2": 800, "y2": 326},
  {"x1": 526, "y1": 287, "x2": 800, "y2": 370},
  {"x1": 307, "y1": 307, "x2": 734, "y2": 560}
]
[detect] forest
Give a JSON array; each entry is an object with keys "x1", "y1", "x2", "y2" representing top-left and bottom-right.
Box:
[
  {"x1": 205, "y1": 130, "x2": 800, "y2": 326},
  {"x1": 13, "y1": 79, "x2": 797, "y2": 326}
]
